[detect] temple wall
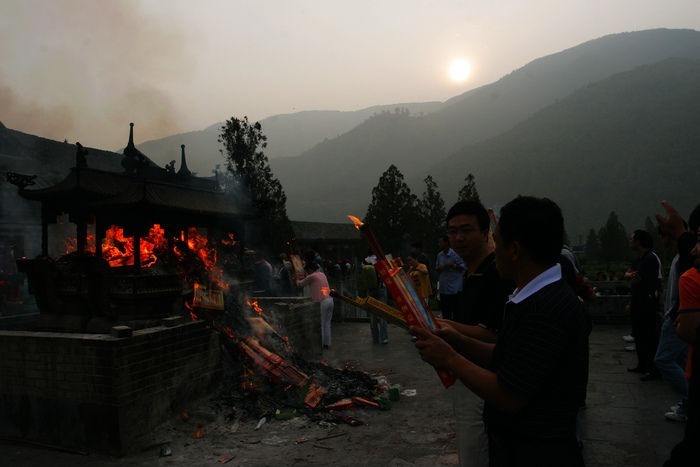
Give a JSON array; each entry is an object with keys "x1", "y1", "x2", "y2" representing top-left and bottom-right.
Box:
[
  {"x1": 255, "y1": 297, "x2": 322, "y2": 360},
  {"x1": 0, "y1": 319, "x2": 220, "y2": 455}
]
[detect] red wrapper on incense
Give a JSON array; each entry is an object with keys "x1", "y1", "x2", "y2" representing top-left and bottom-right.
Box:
[{"x1": 348, "y1": 215, "x2": 455, "y2": 388}]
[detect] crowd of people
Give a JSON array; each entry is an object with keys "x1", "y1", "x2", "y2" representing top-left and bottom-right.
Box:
[
  {"x1": 248, "y1": 195, "x2": 699, "y2": 467},
  {"x1": 402, "y1": 197, "x2": 698, "y2": 467}
]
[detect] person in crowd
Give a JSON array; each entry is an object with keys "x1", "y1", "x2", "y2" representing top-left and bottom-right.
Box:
[
  {"x1": 406, "y1": 255, "x2": 433, "y2": 307},
  {"x1": 410, "y1": 241, "x2": 430, "y2": 270},
  {"x1": 297, "y1": 261, "x2": 334, "y2": 349},
  {"x1": 658, "y1": 201, "x2": 700, "y2": 467},
  {"x1": 655, "y1": 224, "x2": 695, "y2": 422},
  {"x1": 252, "y1": 251, "x2": 273, "y2": 295},
  {"x1": 412, "y1": 196, "x2": 589, "y2": 467},
  {"x1": 358, "y1": 255, "x2": 389, "y2": 344},
  {"x1": 625, "y1": 229, "x2": 663, "y2": 380},
  {"x1": 273, "y1": 252, "x2": 295, "y2": 295},
  {"x1": 435, "y1": 235, "x2": 465, "y2": 320},
  {"x1": 438, "y1": 200, "x2": 514, "y2": 467},
  {"x1": 411, "y1": 241, "x2": 431, "y2": 281}
]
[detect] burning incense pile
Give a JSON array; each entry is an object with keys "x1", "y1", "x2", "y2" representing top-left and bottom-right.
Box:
[{"x1": 196, "y1": 294, "x2": 384, "y2": 421}]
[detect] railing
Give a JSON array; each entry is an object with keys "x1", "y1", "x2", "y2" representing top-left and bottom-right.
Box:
[{"x1": 586, "y1": 280, "x2": 631, "y2": 323}]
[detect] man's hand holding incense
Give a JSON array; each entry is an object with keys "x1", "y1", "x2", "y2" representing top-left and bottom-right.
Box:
[
  {"x1": 410, "y1": 326, "x2": 460, "y2": 370},
  {"x1": 433, "y1": 319, "x2": 462, "y2": 346}
]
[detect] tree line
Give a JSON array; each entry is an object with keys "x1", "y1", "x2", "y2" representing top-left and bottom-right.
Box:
[{"x1": 217, "y1": 116, "x2": 669, "y2": 269}]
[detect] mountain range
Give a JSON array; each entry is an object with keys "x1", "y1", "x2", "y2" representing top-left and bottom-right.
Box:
[
  {"x1": 266, "y1": 28, "x2": 700, "y2": 238},
  {"x1": 4, "y1": 28, "x2": 700, "y2": 242}
]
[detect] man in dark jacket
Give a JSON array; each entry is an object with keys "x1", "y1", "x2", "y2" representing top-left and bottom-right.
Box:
[{"x1": 412, "y1": 196, "x2": 589, "y2": 467}]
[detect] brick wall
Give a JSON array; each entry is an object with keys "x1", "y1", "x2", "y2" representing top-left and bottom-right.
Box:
[
  {"x1": 0, "y1": 319, "x2": 220, "y2": 455},
  {"x1": 255, "y1": 297, "x2": 321, "y2": 360}
]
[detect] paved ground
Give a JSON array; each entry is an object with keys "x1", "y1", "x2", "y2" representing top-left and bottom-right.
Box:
[{"x1": 0, "y1": 321, "x2": 686, "y2": 466}]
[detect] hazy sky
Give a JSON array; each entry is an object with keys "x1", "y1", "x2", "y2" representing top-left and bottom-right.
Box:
[{"x1": 1, "y1": 0, "x2": 699, "y2": 150}]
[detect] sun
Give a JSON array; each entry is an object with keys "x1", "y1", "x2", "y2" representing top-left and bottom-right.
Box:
[{"x1": 448, "y1": 58, "x2": 472, "y2": 83}]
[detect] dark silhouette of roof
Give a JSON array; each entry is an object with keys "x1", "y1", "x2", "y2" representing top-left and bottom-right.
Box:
[
  {"x1": 12, "y1": 122, "x2": 254, "y2": 221},
  {"x1": 177, "y1": 144, "x2": 192, "y2": 179},
  {"x1": 19, "y1": 166, "x2": 254, "y2": 219}
]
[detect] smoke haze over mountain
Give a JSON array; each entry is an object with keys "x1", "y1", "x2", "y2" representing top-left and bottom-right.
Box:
[
  {"x1": 2, "y1": 0, "x2": 698, "y2": 149},
  {"x1": 0, "y1": 0, "x2": 187, "y2": 148}
]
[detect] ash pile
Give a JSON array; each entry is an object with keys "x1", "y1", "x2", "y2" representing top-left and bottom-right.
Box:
[{"x1": 192, "y1": 290, "x2": 390, "y2": 430}]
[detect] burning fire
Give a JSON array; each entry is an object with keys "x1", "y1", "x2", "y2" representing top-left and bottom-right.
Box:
[
  {"x1": 100, "y1": 224, "x2": 167, "y2": 267},
  {"x1": 221, "y1": 232, "x2": 237, "y2": 246},
  {"x1": 64, "y1": 235, "x2": 97, "y2": 255},
  {"x1": 247, "y1": 298, "x2": 264, "y2": 316},
  {"x1": 174, "y1": 227, "x2": 226, "y2": 289},
  {"x1": 347, "y1": 215, "x2": 364, "y2": 230},
  {"x1": 64, "y1": 225, "x2": 234, "y2": 283},
  {"x1": 102, "y1": 226, "x2": 134, "y2": 267}
]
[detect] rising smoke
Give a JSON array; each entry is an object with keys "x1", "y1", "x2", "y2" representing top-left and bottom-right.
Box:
[{"x1": 0, "y1": 0, "x2": 192, "y2": 149}]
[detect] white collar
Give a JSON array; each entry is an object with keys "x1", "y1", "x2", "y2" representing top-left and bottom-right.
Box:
[{"x1": 508, "y1": 263, "x2": 562, "y2": 304}]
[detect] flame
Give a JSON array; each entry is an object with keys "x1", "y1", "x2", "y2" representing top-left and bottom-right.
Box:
[
  {"x1": 102, "y1": 226, "x2": 134, "y2": 267},
  {"x1": 247, "y1": 298, "x2": 264, "y2": 316},
  {"x1": 64, "y1": 225, "x2": 231, "y2": 289},
  {"x1": 321, "y1": 286, "x2": 330, "y2": 298},
  {"x1": 64, "y1": 234, "x2": 97, "y2": 255},
  {"x1": 174, "y1": 228, "x2": 227, "y2": 290},
  {"x1": 184, "y1": 301, "x2": 198, "y2": 321},
  {"x1": 221, "y1": 232, "x2": 236, "y2": 246},
  {"x1": 100, "y1": 224, "x2": 167, "y2": 267},
  {"x1": 347, "y1": 215, "x2": 364, "y2": 230}
]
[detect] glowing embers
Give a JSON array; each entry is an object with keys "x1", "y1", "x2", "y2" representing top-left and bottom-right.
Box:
[
  {"x1": 64, "y1": 234, "x2": 96, "y2": 255},
  {"x1": 174, "y1": 228, "x2": 227, "y2": 290},
  {"x1": 101, "y1": 224, "x2": 167, "y2": 268}
]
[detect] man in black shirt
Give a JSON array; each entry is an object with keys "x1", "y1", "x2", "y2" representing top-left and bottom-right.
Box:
[
  {"x1": 412, "y1": 196, "x2": 589, "y2": 467},
  {"x1": 625, "y1": 229, "x2": 662, "y2": 379},
  {"x1": 441, "y1": 200, "x2": 513, "y2": 467}
]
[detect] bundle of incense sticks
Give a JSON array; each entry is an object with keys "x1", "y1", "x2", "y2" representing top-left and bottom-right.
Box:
[
  {"x1": 330, "y1": 290, "x2": 407, "y2": 328},
  {"x1": 347, "y1": 215, "x2": 455, "y2": 388}
]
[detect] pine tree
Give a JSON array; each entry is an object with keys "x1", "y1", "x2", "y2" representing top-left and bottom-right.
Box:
[
  {"x1": 417, "y1": 175, "x2": 446, "y2": 253},
  {"x1": 364, "y1": 165, "x2": 419, "y2": 253},
  {"x1": 585, "y1": 228, "x2": 600, "y2": 259},
  {"x1": 218, "y1": 116, "x2": 293, "y2": 252},
  {"x1": 598, "y1": 211, "x2": 629, "y2": 262},
  {"x1": 457, "y1": 173, "x2": 481, "y2": 203}
]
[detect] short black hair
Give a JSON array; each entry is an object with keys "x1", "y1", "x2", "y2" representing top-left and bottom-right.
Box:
[
  {"x1": 446, "y1": 200, "x2": 490, "y2": 232},
  {"x1": 498, "y1": 196, "x2": 564, "y2": 266},
  {"x1": 632, "y1": 229, "x2": 654, "y2": 250}
]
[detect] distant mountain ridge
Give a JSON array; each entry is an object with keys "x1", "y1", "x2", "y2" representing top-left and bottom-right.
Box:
[
  {"x1": 269, "y1": 28, "x2": 700, "y2": 230},
  {"x1": 4, "y1": 28, "x2": 700, "y2": 242},
  {"x1": 428, "y1": 57, "x2": 700, "y2": 239},
  {"x1": 135, "y1": 102, "x2": 442, "y2": 175}
]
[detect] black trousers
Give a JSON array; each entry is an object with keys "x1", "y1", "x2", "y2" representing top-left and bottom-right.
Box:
[
  {"x1": 631, "y1": 297, "x2": 660, "y2": 371},
  {"x1": 487, "y1": 430, "x2": 584, "y2": 467}
]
